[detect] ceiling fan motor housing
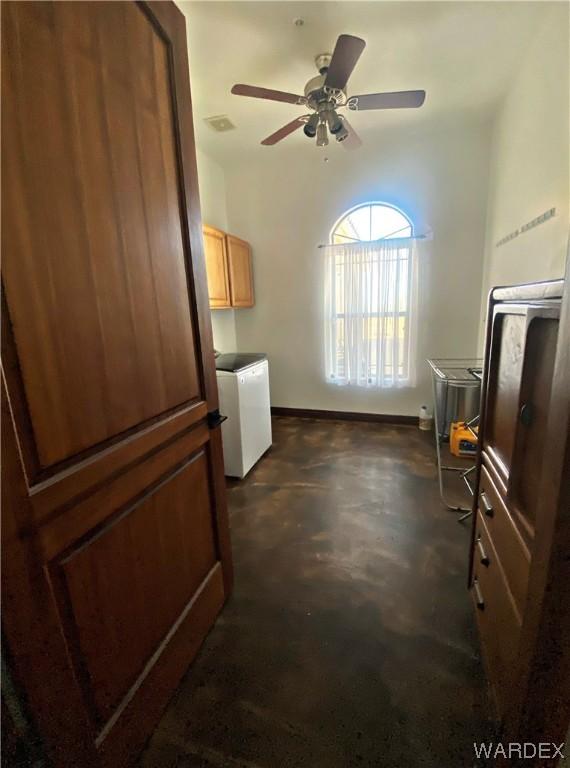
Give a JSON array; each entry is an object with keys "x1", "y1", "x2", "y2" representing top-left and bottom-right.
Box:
[
  {"x1": 304, "y1": 53, "x2": 348, "y2": 112},
  {"x1": 304, "y1": 76, "x2": 347, "y2": 109}
]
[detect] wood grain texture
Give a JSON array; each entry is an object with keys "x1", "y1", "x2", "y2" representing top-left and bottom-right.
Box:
[
  {"x1": 471, "y1": 512, "x2": 521, "y2": 719},
  {"x1": 203, "y1": 225, "x2": 231, "y2": 308},
  {"x1": 57, "y1": 453, "x2": 217, "y2": 725},
  {"x1": 37, "y1": 423, "x2": 210, "y2": 563},
  {"x1": 29, "y1": 402, "x2": 208, "y2": 525},
  {"x1": 1, "y1": 3, "x2": 233, "y2": 767},
  {"x1": 502, "y1": 262, "x2": 570, "y2": 761},
  {"x1": 469, "y1": 274, "x2": 569, "y2": 764},
  {"x1": 478, "y1": 464, "x2": 530, "y2": 621},
  {"x1": 1, "y1": 378, "x2": 98, "y2": 768},
  {"x1": 510, "y1": 317, "x2": 558, "y2": 533},
  {"x1": 2, "y1": 0, "x2": 200, "y2": 468},
  {"x1": 484, "y1": 312, "x2": 526, "y2": 483},
  {"x1": 227, "y1": 234, "x2": 254, "y2": 307},
  {"x1": 146, "y1": 0, "x2": 220, "y2": 412},
  {"x1": 207, "y1": 427, "x2": 234, "y2": 596},
  {"x1": 98, "y1": 563, "x2": 225, "y2": 768}
]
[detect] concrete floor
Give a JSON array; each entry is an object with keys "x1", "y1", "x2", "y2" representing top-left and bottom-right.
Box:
[{"x1": 140, "y1": 417, "x2": 493, "y2": 768}]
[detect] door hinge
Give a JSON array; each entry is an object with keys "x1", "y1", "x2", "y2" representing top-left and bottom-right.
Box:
[{"x1": 207, "y1": 409, "x2": 227, "y2": 429}]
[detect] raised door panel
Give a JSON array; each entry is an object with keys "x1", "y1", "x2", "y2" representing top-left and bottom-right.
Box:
[
  {"x1": 203, "y1": 225, "x2": 231, "y2": 308},
  {"x1": 484, "y1": 312, "x2": 526, "y2": 482},
  {"x1": 484, "y1": 305, "x2": 560, "y2": 519},
  {"x1": 55, "y1": 452, "x2": 217, "y2": 726},
  {"x1": 2, "y1": 1, "x2": 200, "y2": 470},
  {"x1": 227, "y1": 235, "x2": 254, "y2": 307},
  {"x1": 5, "y1": 410, "x2": 230, "y2": 768},
  {"x1": 509, "y1": 317, "x2": 558, "y2": 536}
]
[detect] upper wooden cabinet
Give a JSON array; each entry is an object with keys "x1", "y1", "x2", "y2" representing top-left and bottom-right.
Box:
[
  {"x1": 202, "y1": 225, "x2": 231, "y2": 309},
  {"x1": 203, "y1": 226, "x2": 254, "y2": 309},
  {"x1": 227, "y1": 234, "x2": 254, "y2": 308}
]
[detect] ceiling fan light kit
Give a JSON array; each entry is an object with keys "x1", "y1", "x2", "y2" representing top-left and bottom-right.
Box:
[
  {"x1": 303, "y1": 112, "x2": 319, "y2": 138},
  {"x1": 316, "y1": 122, "x2": 328, "y2": 147},
  {"x1": 231, "y1": 33, "x2": 426, "y2": 150}
]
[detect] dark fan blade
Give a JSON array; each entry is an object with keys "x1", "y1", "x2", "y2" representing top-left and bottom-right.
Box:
[
  {"x1": 232, "y1": 84, "x2": 305, "y2": 105},
  {"x1": 348, "y1": 90, "x2": 426, "y2": 111},
  {"x1": 261, "y1": 116, "x2": 309, "y2": 146},
  {"x1": 340, "y1": 117, "x2": 362, "y2": 150},
  {"x1": 324, "y1": 34, "x2": 366, "y2": 91}
]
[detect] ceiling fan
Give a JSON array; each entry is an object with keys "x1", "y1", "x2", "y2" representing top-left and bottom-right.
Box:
[{"x1": 231, "y1": 34, "x2": 426, "y2": 149}]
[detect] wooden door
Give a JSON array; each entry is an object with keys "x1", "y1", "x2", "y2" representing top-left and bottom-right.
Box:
[
  {"x1": 203, "y1": 225, "x2": 231, "y2": 308},
  {"x1": 1, "y1": 3, "x2": 232, "y2": 767},
  {"x1": 227, "y1": 234, "x2": 255, "y2": 307}
]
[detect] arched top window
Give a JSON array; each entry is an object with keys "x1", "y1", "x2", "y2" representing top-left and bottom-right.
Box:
[
  {"x1": 331, "y1": 202, "x2": 412, "y2": 245},
  {"x1": 325, "y1": 202, "x2": 417, "y2": 389}
]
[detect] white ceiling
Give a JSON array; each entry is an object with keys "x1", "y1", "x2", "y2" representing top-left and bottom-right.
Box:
[{"x1": 179, "y1": 1, "x2": 545, "y2": 161}]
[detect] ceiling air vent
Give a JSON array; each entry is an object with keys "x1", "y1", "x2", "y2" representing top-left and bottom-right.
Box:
[{"x1": 204, "y1": 115, "x2": 236, "y2": 133}]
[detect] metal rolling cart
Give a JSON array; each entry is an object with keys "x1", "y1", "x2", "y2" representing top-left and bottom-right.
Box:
[{"x1": 427, "y1": 358, "x2": 483, "y2": 522}]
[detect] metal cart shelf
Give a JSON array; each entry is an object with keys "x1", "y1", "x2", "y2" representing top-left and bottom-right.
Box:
[{"x1": 427, "y1": 358, "x2": 483, "y2": 523}]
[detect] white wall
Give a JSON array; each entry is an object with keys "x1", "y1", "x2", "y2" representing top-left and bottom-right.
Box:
[
  {"x1": 195, "y1": 148, "x2": 238, "y2": 351},
  {"x1": 224, "y1": 117, "x2": 492, "y2": 415},
  {"x1": 478, "y1": 5, "x2": 569, "y2": 348},
  {"x1": 188, "y1": 2, "x2": 568, "y2": 416}
]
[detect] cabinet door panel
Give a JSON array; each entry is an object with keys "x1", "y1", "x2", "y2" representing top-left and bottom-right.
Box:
[
  {"x1": 227, "y1": 234, "x2": 254, "y2": 308},
  {"x1": 483, "y1": 304, "x2": 559, "y2": 536},
  {"x1": 485, "y1": 312, "x2": 526, "y2": 480},
  {"x1": 203, "y1": 225, "x2": 231, "y2": 308},
  {"x1": 510, "y1": 317, "x2": 558, "y2": 534}
]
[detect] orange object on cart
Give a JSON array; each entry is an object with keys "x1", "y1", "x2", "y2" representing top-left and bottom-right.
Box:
[{"x1": 450, "y1": 421, "x2": 478, "y2": 457}]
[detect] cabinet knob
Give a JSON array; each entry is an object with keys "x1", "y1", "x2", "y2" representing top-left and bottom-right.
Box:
[{"x1": 480, "y1": 492, "x2": 494, "y2": 518}]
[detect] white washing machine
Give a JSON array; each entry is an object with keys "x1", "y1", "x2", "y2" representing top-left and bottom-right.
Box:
[{"x1": 215, "y1": 354, "x2": 272, "y2": 478}]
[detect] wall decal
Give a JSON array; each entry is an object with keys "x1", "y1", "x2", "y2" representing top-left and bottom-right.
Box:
[{"x1": 496, "y1": 207, "x2": 556, "y2": 248}]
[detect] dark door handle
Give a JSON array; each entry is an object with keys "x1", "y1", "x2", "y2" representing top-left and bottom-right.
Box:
[
  {"x1": 520, "y1": 403, "x2": 533, "y2": 427},
  {"x1": 207, "y1": 409, "x2": 227, "y2": 429}
]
